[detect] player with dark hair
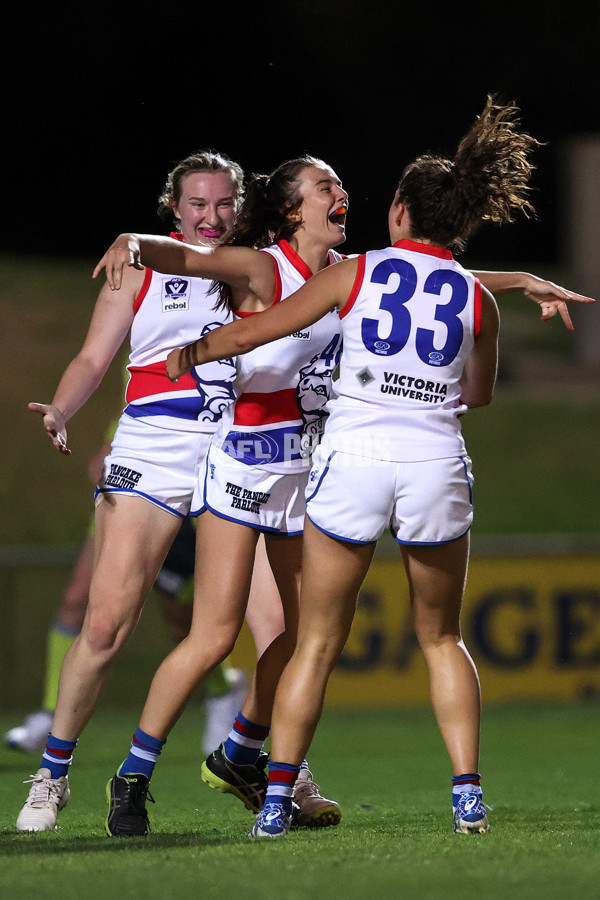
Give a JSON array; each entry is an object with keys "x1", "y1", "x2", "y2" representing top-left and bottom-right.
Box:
[
  {"x1": 162, "y1": 98, "x2": 594, "y2": 838},
  {"x1": 91, "y1": 133, "x2": 591, "y2": 839}
]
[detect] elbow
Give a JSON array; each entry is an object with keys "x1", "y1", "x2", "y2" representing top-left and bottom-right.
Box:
[
  {"x1": 465, "y1": 392, "x2": 493, "y2": 410},
  {"x1": 233, "y1": 333, "x2": 260, "y2": 356}
]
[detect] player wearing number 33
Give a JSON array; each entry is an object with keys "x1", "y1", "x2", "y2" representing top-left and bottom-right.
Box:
[{"x1": 166, "y1": 96, "x2": 594, "y2": 839}]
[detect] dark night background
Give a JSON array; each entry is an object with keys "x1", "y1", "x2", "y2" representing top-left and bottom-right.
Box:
[{"x1": 2, "y1": 2, "x2": 599, "y2": 266}]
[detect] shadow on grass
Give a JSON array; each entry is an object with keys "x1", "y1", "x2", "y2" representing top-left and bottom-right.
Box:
[{"x1": 0, "y1": 829, "x2": 248, "y2": 855}]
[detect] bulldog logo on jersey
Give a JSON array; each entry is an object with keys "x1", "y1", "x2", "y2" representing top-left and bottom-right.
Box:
[
  {"x1": 295, "y1": 351, "x2": 335, "y2": 458},
  {"x1": 162, "y1": 277, "x2": 190, "y2": 312},
  {"x1": 191, "y1": 321, "x2": 237, "y2": 423}
]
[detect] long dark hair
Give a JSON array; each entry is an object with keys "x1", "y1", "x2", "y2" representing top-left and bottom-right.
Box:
[
  {"x1": 396, "y1": 96, "x2": 541, "y2": 253},
  {"x1": 213, "y1": 155, "x2": 325, "y2": 310}
]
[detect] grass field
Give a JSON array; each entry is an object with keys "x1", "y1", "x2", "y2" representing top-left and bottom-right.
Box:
[
  {"x1": 1, "y1": 703, "x2": 599, "y2": 899},
  {"x1": 2, "y1": 256, "x2": 599, "y2": 897}
]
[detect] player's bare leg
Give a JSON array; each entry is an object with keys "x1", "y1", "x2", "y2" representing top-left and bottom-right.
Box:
[
  {"x1": 250, "y1": 520, "x2": 374, "y2": 838},
  {"x1": 246, "y1": 535, "x2": 285, "y2": 658},
  {"x1": 52, "y1": 496, "x2": 181, "y2": 739},
  {"x1": 270, "y1": 519, "x2": 375, "y2": 764},
  {"x1": 16, "y1": 495, "x2": 181, "y2": 832},
  {"x1": 402, "y1": 535, "x2": 490, "y2": 833},
  {"x1": 139, "y1": 512, "x2": 258, "y2": 738}
]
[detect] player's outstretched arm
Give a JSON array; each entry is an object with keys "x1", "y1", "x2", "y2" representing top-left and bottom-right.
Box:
[
  {"x1": 30, "y1": 268, "x2": 141, "y2": 455},
  {"x1": 473, "y1": 270, "x2": 594, "y2": 331},
  {"x1": 166, "y1": 258, "x2": 358, "y2": 381},
  {"x1": 93, "y1": 233, "x2": 271, "y2": 297}
]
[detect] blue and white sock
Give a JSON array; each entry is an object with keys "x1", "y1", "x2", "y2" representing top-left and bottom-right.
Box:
[
  {"x1": 223, "y1": 712, "x2": 270, "y2": 766},
  {"x1": 41, "y1": 733, "x2": 78, "y2": 779},
  {"x1": 118, "y1": 727, "x2": 166, "y2": 780},
  {"x1": 264, "y1": 761, "x2": 301, "y2": 816}
]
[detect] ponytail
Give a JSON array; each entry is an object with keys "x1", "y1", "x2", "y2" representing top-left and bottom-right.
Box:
[
  {"x1": 396, "y1": 96, "x2": 542, "y2": 252},
  {"x1": 212, "y1": 155, "x2": 326, "y2": 311}
]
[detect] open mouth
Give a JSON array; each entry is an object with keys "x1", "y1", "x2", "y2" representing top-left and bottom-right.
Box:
[
  {"x1": 199, "y1": 228, "x2": 224, "y2": 239},
  {"x1": 328, "y1": 205, "x2": 347, "y2": 226}
]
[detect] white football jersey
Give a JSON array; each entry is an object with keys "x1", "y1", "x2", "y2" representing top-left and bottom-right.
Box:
[
  {"x1": 124, "y1": 235, "x2": 236, "y2": 433},
  {"x1": 211, "y1": 240, "x2": 345, "y2": 473},
  {"x1": 323, "y1": 239, "x2": 481, "y2": 461}
]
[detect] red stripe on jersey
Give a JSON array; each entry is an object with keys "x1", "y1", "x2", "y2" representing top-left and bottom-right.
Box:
[
  {"x1": 233, "y1": 389, "x2": 299, "y2": 426},
  {"x1": 340, "y1": 254, "x2": 366, "y2": 319},
  {"x1": 235, "y1": 253, "x2": 282, "y2": 318},
  {"x1": 125, "y1": 361, "x2": 198, "y2": 402},
  {"x1": 473, "y1": 278, "x2": 482, "y2": 339},
  {"x1": 267, "y1": 250, "x2": 283, "y2": 303},
  {"x1": 133, "y1": 267, "x2": 153, "y2": 315},
  {"x1": 133, "y1": 233, "x2": 185, "y2": 314},
  {"x1": 278, "y1": 239, "x2": 313, "y2": 281},
  {"x1": 393, "y1": 238, "x2": 454, "y2": 260}
]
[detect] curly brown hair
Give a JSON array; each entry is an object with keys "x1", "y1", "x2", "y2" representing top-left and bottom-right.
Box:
[{"x1": 396, "y1": 96, "x2": 542, "y2": 252}]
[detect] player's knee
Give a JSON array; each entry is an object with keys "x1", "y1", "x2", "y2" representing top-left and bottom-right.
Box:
[
  {"x1": 201, "y1": 630, "x2": 238, "y2": 668},
  {"x1": 82, "y1": 609, "x2": 134, "y2": 657},
  {"x1": 415, "y1": 626, "x2": 461, "y2": 652},
  {"x1": 296, "y1": 633, "x2": 341, "y2": 670}
]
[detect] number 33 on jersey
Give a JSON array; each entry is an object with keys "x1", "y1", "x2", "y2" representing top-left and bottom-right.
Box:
[{"x1": 326, "y1": 239, "x2": 481, "y2": 462}]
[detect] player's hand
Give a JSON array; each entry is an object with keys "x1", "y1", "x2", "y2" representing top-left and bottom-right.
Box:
[
  {"x1": 28, "y1": 402, "x2": 71, "y2": 455},
  {"x1": 93, "y1": 234, "x2": 144, "y2": 290},
  {"x1": 522, "y1": 275, "x2": 595, "y2": 332},
  {"x1": 166, "y1": 348, "x2": 188, "y2": 382}
]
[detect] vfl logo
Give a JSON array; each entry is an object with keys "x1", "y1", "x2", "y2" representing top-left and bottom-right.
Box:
[
  {"x1": 429, "y1": 351, "x2": 444, "y2": 365},
  {"x1": 162, "y1": 277, "x2": 190, "y2": 312}
]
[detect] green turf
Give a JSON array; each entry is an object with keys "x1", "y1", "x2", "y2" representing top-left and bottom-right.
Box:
[{"x1": 1, "y1": 704, "x2": 599, "y2": 898}]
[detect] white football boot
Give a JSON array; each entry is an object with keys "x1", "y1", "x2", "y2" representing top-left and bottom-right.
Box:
[{"x1": 16, "y1": 768, "x2": 70, "y2": 832}]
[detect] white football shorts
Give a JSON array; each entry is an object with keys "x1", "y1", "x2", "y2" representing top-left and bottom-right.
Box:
[
  {"x1": 96, "y1": 413, "x2": 213, "y2": 518},
  {"x1": 305, "y1": 445, "x2": 474, "y2": 545},
  {"x1": 194, "y1": 443, "x2": 308, "y2": 535}
]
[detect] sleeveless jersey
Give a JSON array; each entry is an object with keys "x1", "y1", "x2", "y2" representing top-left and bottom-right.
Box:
[
  {"x1": 124, "y1": 235, "x2": 236, "y2": 433},
  {"x1": 322, "y1": 239, "x2": 481, "y2": 462},
  {"x1": 211, "y1": 239, "x2": 345, "y2": 473}
]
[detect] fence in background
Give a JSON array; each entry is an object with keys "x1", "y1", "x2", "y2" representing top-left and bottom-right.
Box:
[{"x1": 2, "y1": 538, "x2": 600, "y2": 711}]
